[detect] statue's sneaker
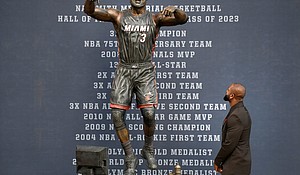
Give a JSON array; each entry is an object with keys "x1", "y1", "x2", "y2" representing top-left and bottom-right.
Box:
[
  {"x1": 124, "y1": 154, "x2": 138, "y2": 175},
  {"x1": 141, "y1": 147, "x2": 158, "y2": 169}
]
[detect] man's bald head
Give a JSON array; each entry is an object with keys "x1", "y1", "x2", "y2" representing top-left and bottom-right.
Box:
[{"x1": 229, "y1": 83, "x2": 246, "y2": 100}]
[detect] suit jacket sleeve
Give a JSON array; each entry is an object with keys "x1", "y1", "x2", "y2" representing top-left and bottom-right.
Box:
[{"x1": 215, "y1": 114, "x2": 243, "y2": 166}]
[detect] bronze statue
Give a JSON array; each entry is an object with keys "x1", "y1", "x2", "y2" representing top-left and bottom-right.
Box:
[{"x1": 84, "y1": 0, "x2": 188, "y2": 174}]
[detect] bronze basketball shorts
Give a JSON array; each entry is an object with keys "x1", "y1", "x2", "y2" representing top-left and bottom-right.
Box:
[{"x1": 110, "y1": 62, "x2": 158, "y2": 110}]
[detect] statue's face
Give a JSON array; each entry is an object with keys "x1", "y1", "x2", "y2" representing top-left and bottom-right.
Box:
[{"x1": 130, "y1": 0, "x2": 147, "y2": 8}]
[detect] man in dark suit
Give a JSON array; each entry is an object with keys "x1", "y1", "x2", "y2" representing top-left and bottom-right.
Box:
[{"x1": 214, "y1": 83, "x2": 252, "y2": 175}]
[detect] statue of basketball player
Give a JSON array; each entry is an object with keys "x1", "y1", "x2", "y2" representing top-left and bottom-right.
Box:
[{"x1": 84, "y1": 0, "x2": 188, "y2": 174}]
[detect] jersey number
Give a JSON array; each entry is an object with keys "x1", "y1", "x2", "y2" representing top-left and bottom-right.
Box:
[{"x1": 140, "y1": 33, "x2": 146, "y2": 42}]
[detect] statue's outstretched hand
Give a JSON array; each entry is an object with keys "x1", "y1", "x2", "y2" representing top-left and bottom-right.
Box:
[{"x1": 161, "y1": 6, "x2": 177, "y2": 16}]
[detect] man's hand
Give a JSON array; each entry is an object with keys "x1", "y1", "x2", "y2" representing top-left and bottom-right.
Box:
[
  {"x1": 161, "y1": 6, "x2": 177, "y2": 16},
  {"x1": 214, "y1": 163, "x2": 223, "y2": 173}
]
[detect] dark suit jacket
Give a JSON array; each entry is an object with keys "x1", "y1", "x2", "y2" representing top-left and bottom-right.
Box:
[{"x1": 215, "y1": 101, "x2": 252, "y2": 175}]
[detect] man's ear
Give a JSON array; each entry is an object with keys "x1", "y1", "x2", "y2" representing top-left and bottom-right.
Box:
[{"x1": 229, "y1": 93, "x2": 235, "y2": 100}]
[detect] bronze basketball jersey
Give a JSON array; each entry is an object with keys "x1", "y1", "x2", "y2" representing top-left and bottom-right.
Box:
[{"x1": 117, "y1": 10, "x2": 158, "y2": 63}]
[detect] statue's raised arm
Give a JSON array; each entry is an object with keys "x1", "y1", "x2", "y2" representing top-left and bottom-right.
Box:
[
  {"x1": 155, "y1": 6, "x2": 188, "y2": 26},
  {"x1": 84, "y1": 0, "x2": 121, "y2": 23}
]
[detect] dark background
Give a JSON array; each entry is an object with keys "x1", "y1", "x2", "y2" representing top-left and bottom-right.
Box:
[{"x1": 1, "y1": 0, "x2": 300, "y2": 174}]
